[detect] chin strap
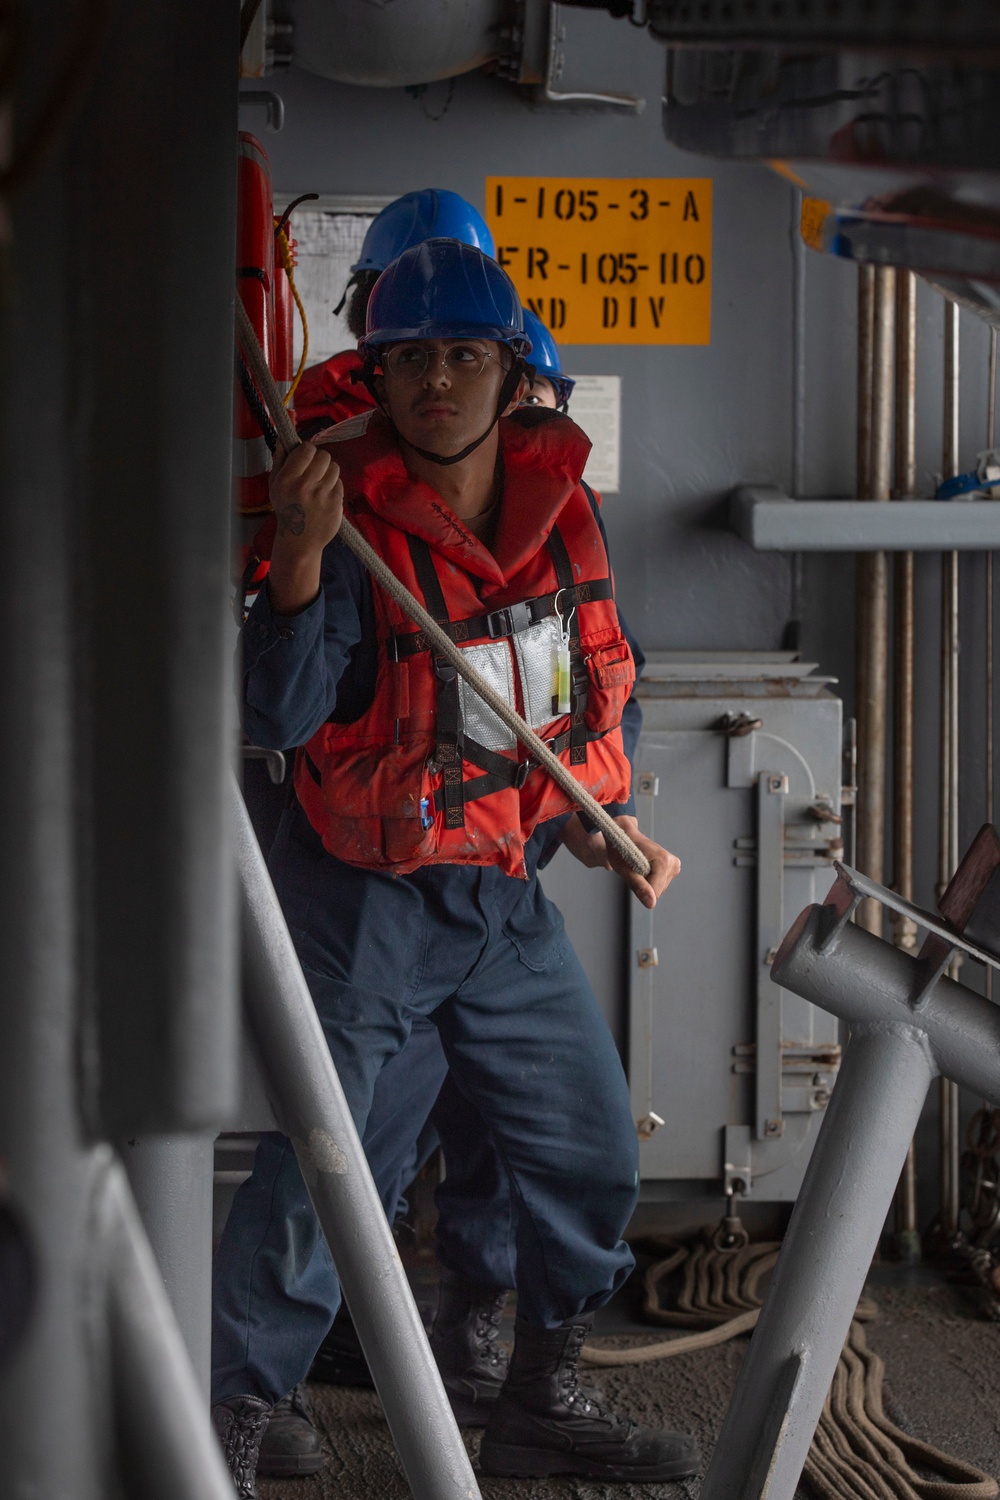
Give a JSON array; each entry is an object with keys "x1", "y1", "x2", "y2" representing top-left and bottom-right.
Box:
[
  {"x1": 362, "y1": 357, "x2": 531, "y2": 467},
  {"x1": 333, "y1": 273, "x2": 357, "y2": 317}
]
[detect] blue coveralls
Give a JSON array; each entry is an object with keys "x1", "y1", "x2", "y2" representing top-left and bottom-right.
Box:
[{"x1": 212, "y1": 518, "x2": 644, "y2": 1406}]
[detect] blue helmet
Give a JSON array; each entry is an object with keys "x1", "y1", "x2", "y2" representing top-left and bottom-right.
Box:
[
  {"x1": 351, "y1": 190, "x2": 496, "y2": 274},
  {"x1": 521, "y1": 309, "x2": 575, "y2": 409},
  {"x1": 360, "y1": 239, "x2": 532, "y2": 357}
]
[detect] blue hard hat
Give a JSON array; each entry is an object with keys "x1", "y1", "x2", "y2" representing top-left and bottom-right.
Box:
[
  {"x1": 351, "y1": 190, "x2": 496, "y2": 274},
  {"x1": 521, "y1": 309, "x2": 575, "y2": 408},
  {"x1": 360, "y1": 239, "x2": 532, "y2": 356}
]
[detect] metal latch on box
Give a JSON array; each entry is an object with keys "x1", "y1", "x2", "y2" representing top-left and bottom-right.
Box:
[{"x1": 636, "y1": 1112, "x2": 665, "y2": 1141}]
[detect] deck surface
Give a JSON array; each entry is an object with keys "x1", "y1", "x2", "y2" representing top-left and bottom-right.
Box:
[{"x1": 259, "y1": 1266, "x2": 1000, "y2": 1500}]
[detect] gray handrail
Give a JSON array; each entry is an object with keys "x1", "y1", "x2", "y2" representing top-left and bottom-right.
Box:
[
  {"x1": 700, "y1": 876, "x2": 1000, "y2": 1500},
  {"x1": 234, "y1": 779, "x2": 481, "y2": 1500},
  {"x1": 99, "y1": 1150, "x2": 236, "y2": 1500}
]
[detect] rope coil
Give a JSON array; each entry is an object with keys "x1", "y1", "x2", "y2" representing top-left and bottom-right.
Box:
[
  {"x1": 580, "y1": 1234, "x2": 997, "y2": 1500},
  {"x1": 234, "y1": 296, "x2": 651, "y2": 878}
]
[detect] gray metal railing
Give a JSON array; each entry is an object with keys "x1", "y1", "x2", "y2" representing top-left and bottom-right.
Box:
[
  {"x1": 234, "y1": 780, "x2": 482, "y2": 1500},
  {"x1": 99, "y1": 1152, "x2": 237, "y2": 1500},
  {"x1": 700, "y1": 851, "x2": 1000, "y2": 1500}
]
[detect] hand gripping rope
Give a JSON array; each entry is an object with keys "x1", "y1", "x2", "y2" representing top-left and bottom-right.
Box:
[{"x1": 235, "y1": 297, "x2": 651, "y2": 879}]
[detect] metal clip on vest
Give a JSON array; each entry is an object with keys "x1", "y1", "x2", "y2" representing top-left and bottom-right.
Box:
[{"x1": 234, "y1": 297, "x2": 650, "y2": 879}]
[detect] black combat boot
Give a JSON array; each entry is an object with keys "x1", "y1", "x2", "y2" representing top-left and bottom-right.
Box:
[
  {"x1": 211, "y1": 1395, "x2": 271, "y2": 1500},
  {"x1": 310, "y1": 1306, "x2": 376, "y2": 1388},
  {"x1": 256, "y1": 1383, "x2": 324, "y2": 1477},
  {"x1": 428, "y1": 1269, "x2": 510, "y2": 1426},
  {"x1": 479, "y1": 1315, "x2": 701, "y2": 1482}
]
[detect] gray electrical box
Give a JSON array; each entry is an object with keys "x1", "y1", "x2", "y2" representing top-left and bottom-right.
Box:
[{"x1": 629, "y1": 652, "x2": 845, "y2": 1202}]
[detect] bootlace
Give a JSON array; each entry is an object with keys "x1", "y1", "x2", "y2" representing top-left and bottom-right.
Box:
[
  {"x1": 272, "y1": 1383, "x2": 314, "y2": 1422},
  {"x1": 474, "y1": 1292, "x2": 508, "y2": 1368},
  {"x1": 559, "y1": 1327, "x2": 629, "y2": 1430},
  {"x1": 212, "y1": 1398, "x2": 270, "y2": 1496}
]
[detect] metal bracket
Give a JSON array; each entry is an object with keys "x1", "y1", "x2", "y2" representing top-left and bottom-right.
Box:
[
  {"x1": 237, "y1": 89, "x2": 284, "y2": 132},
  {"x1": 723, "y1": 1123, "x2": 752, "y2": 1195},
  {"x1": 731, "y1": 484, "x2": 1000, "y2": 552},
  {"x1": 540, "y1": 3, "x2": 644, "y2": 111},
  {"x1": 241, "y1": 746, "x2": 287, "y2": 785},
  {"x1": 636, "y1": 947, "x2": 659, "y2": 969},
  {"x1": 815, "y1": 862, "x2": 1000, "y2": 986},
  {"x1": 726, "y1": 725, "x2": 757, "y2": 788},
  {"x1": 637, "y1": 771, "x2": 659, "y2": 796},
  {"x1": 637, "y1": 1111, "x2": 665, "y2": 1141}
]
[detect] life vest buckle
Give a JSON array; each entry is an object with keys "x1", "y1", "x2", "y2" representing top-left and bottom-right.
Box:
[
  {"x1": 486, "y1": 601, "x2": 533, "y2": 639},
  {"x1": 513, "y1": 758, "x2": 532, "y2": 789}
]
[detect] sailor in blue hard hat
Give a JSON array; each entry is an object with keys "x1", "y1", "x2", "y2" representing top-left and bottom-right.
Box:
[
  {"x1": 216, "y1": 236, "x2": 695, "y2": 1495},
  {"x1": 295, "y1": 190, "x2": 497, "y2": 438},
  {"x1": 351, "y1": 188, "x2": 495, "y2": 278},
  {"x1": 358, "y1": 236, "x2": 532, "y2": 468},
  {"x1": 519, "y1": 307, "x2": 576, "y2": 413}
]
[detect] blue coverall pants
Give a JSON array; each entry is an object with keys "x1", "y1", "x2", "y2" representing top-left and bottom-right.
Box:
[{"x1": 211, "y1": 808, "x2": 638, "y2": 1405}]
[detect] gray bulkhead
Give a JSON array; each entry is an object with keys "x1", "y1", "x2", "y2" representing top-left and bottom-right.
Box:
[{"x1": 251, "y1": 7, "x2": 1000, "y2": 1212}]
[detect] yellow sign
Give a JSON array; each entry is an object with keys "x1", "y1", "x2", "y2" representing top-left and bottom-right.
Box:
[
  {"x1": 800, "y1": 196, "x2": 831, "y2": 254},
  {"x1": 486, "y1": 176, "x2": 712, "y2": 346}
]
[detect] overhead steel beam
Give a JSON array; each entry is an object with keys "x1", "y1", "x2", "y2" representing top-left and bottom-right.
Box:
[{"x1": 649, "y1": 0, "x2": 1000, "y2": 50}]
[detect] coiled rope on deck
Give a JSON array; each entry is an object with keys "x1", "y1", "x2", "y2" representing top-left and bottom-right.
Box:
[
  {"x1": 580, "y1": 1234, "x2": 998, "y2": 1500},
  {"x1": 234, "y1": 296, "x2": 651, "y2": 878},
  {"x1": 805, "y1": 1321, "x2": 997, "y2": 1500},
  {"x1": 579, "y1": 1236, "x2": 781, "y2": 1366}
]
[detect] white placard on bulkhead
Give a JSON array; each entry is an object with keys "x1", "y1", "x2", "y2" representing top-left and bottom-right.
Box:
[{"x1": 567, "y1": 374, "x2": 621, "y2": 494}]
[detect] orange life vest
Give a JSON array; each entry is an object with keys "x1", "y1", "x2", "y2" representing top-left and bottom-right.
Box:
[
  {"x1": 235, "y1": 351, "x2": 372, "y2": 617},
  {"x1": 293, "y1": 349, "x2": 374, "y2": 437},
  {"x1": 293, "y1": 406, "x2": 635, "y2": 879}
]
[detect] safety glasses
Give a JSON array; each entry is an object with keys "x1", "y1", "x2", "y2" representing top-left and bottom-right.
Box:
[{"x1": 381, "y1": 342, "x2": 508, "y2": 381}]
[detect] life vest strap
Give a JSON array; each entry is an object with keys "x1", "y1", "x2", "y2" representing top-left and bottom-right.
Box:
[
  {"x1": 432, "y1": 726, "x2": 611, "y2": 813},
  {"x1": 388, "y1": 578, "x2": 613, "y2": 660},
  {"x1": 398, "y1": 530, "x2": 614, "y2": 827}
]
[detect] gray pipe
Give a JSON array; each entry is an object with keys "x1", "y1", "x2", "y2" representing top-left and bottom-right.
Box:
[
  {"x1": 234, "y1": 781, "x2": 481, "y2": 1500},
  {"x1": 100, "y1": 1153, "x2": 236, "y2": 1500},
  {"x1": 939, "y1": 296, "x2": 962, "y2": 1239},
  {"x1": 701, "y1": 898, "x2": 1000, "y2": 1499},
  {"x1": 121, "y1": 1136, "x2": 215, "y2": 1397},
  {"x1": 892, "y1": 268, "x2": 919, "y2": 1259},
  {"x1": 700, "y1": 1024, "x2": 935, "y2": 1500}
]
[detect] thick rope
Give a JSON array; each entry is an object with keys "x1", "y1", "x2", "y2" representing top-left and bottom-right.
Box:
[
  {"x1": 803, "y1": 1321, "x2": 997, "y2": 1500},
  {"x1": 580, "y1": 1237, "x2": 781, "y2": 1365},
  {"x1": 580, "y1": 1306, "x2": 761, "y2": 1366},
  {"x1": 234, "y1": 296, "x2": 651, "y2": 877},
  {"x1": 580, "y1": 1235, "x2": 997, "y2": 1500}
]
